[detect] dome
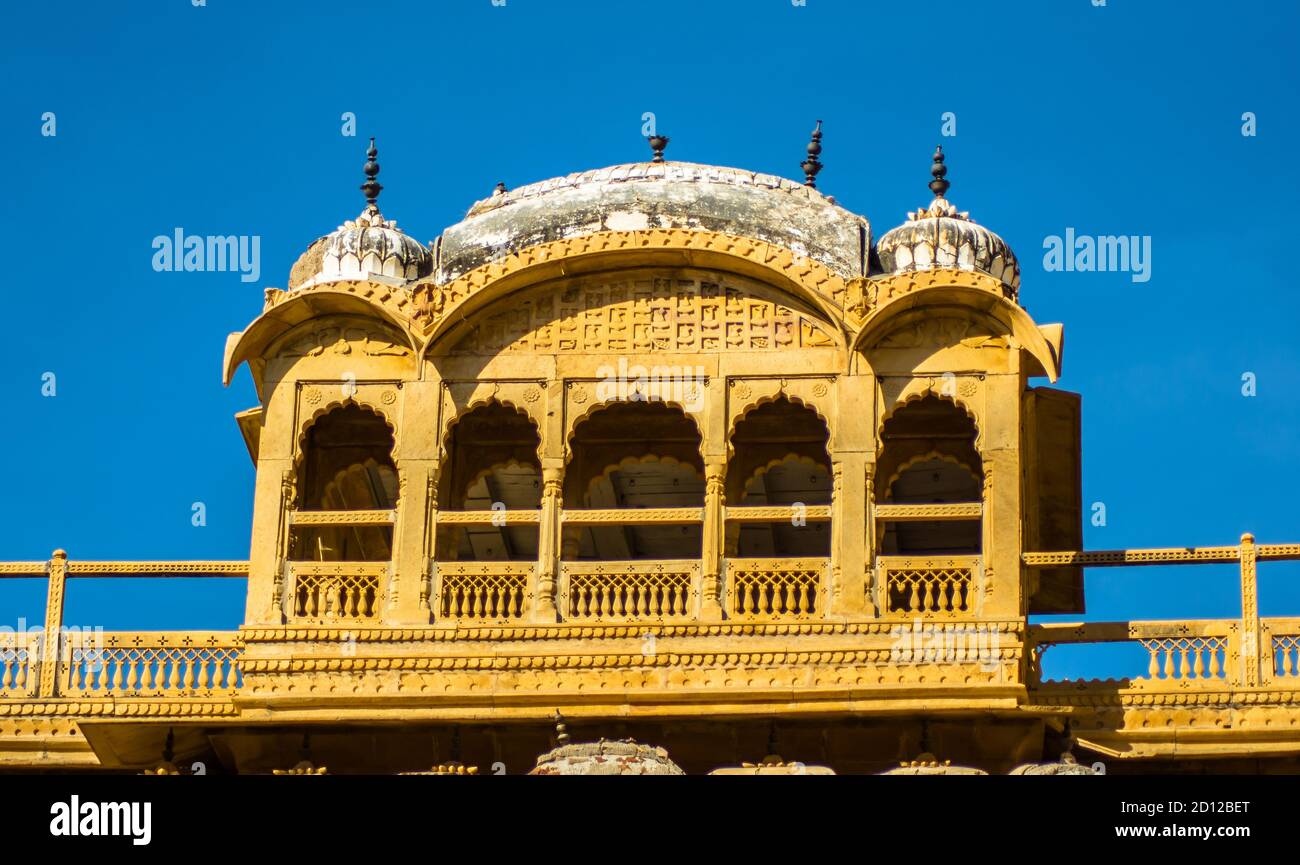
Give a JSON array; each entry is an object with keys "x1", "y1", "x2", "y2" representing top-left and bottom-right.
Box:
[
  {"x1": 291, "y1": 205, "x2": 432, "y2": 288},
  {"x1": 874, "y1": 146, "x2": 1019, "y2": 294},
  {"x1": 288, "y1": 139, "x2": 433, "y2": 290},
  {"x1": 435, "y1": 155, "x2": 870, "y2": 283}
]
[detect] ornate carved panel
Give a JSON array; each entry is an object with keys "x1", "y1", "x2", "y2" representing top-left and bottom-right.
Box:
[{"x1": 449, "y1": 271, "x2": 838, "y2": 356}]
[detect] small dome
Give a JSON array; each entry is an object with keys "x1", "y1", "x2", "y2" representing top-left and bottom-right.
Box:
[
  {"x1": 874, "y1": 147, "x2": 1019, "y2": 294},
  {"x1": 288, "y1": 139, "x2": 433, "y2": 290},
  {"x1": 292, "y1": 205, "x2": 432, "y2": 289}
]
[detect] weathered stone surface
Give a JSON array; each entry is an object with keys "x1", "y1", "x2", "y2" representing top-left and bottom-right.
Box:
[
  {"x1": 436, "y1": 161, "x2": 870, "y2": 282},
  {"x1": 529, "y1": 739, "x2": 685, "y2": 775}
]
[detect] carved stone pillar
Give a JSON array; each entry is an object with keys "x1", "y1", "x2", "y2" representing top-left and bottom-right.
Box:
[
  {"x1": 420, "y1": 467, "x2": 439, "y2": 616},
  {"x1": 863, "y1": 461, "x2": 878, "y2": 616},
  {"x1": 1240, "y1": 532, "x2": 1260, "y2": 686},
  {"x1": 535, "y1": 462, "x2": 564, "y2": 621},
  {"x1": 38, "y1": 550, "x2": 67, "y2": 698},
  {"x1": 701, "y1": 457, "x2": 726, "y2": 619}
]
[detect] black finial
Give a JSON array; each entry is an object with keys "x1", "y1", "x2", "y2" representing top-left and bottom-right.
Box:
[
  {"x1": 648, "y1": 133, "x2": 669, "y2": 163},
  {"x1": 928, "y1": 145, "x2": 950, "y2": 198},
  {"x1": 801, "y1": 120, "x2": 824, "y2": 188},
  {"x1": 361, "y1": 137, "x2": 383, "y2": 208},
  {"x1": 554, "y1": 710, "x2": 570, "y2": 745}
]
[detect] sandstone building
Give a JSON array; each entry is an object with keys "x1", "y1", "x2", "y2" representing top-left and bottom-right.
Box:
[{"x1": 2, "y1": 136, "x2": 1298, "y2": 775}]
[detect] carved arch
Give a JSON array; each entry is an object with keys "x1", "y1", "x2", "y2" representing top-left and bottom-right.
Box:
[
  {"x1": 564, "y1": 387, "x2": 706, "y2": 458},
  {"x1": 852, "y1": 271, "x2": 1061, "y2": 381},
  {"x1": 416, "y1": 230, "x2": 853, "y2": 356},
  {"x1": 223, "y1": 289, "x2": 420, "y2": 398},
  {"x1": 879, "y1": 386, "x2": 983, "y2": 452},
  {"x1": 295, "y1": 397, "x2": 398, "y2": 468},
  {"x1": 881, "y1": 451, "x2": 981, "y2": 499},
  {"x1": 438, "y1": 385, "x2": 547, "y2": 462},
  {"x1": 581, "y1": 453, "x2": 705, "y2": 504},
  {"x1": 726, "y1": 380, "x2": 835, "y2": 450}
]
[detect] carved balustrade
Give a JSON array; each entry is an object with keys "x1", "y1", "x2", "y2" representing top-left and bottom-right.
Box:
[
  {"x1": 877, "y1": 555, "x2": 979, "y2": 617},
  {"x1": 289, "y1": 562, "x2": 386, "y2": 621},
  {"x1": 560, "y1": 560, "x2": 699, "y2": 621},
  {"x1": 436, "y1": 561, "x2": 532, "y2": 621},
  {"x1": 725, "y1": 557, "x2": 826, "y2": 619},
  {"x1": 62, "y1": 632, "x2": 243, "y2": 696},
  {"x1": 0, "y1": 631, "x2": 35, "y2": 697}
]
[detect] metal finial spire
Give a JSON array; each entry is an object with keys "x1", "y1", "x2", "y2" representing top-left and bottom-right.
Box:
[
  {"x1": 648, "y1": 132, "x2": 669, "y2": 163},
  {"x1": 928, "y1": 145, "x2": 950, "y2": 199},
  {"x1": 361, "y1": 137, "x2": 383, "y2": 208},
  {"x1": 802, "y1": 120, "x2": 824, "y2": 188}
]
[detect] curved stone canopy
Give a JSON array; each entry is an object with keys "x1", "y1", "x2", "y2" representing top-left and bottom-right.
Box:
[{"x1": 434, "y1": 161, "x2": 871, "y2": 283}]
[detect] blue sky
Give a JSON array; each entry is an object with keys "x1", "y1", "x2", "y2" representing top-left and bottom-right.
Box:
[{"x1": 1, "y1": 1, "x2": 1296, "y2": 678}]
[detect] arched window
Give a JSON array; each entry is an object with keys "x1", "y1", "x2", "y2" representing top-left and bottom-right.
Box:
[
  {"x1": 564, "y1": 402, "x2": 704, "y2": 560},
  {"x1": 726, "y1": 399, "x2": 832, "y2": 557},
  {"x1": 876, "y1": 396, "x2": 981, "y2": 556},
  {"x1": 292, "y1": 404, "x2": 396, "y2": 562},
  {"x1": 437, "y1": 402, "x2": 541, "y2": 561}
]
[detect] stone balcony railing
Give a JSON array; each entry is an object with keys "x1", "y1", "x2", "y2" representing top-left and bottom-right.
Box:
[
  {"x1": 1025, "y1": 536, "x2": 1300, "y2": 692},
  {"x1": 3, "y1": 535, "x2": 1300, "y2": 712}
]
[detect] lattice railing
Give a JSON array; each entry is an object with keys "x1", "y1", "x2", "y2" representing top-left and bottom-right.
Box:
[
  {"x1": 1140, "y1": 636, "x2": 1229, "y2": 681},
  {"x1": 61, "y1": 633, "x2": 242, "y2": 696},
  {"x1": 438, "y1": 562, "x2": 531, "y2": 621},
  {"x1": 562, "y1": 561, "x2": 698, "y2": 621},
  {"x1": 0, "y1": 634, "x2": 35, "y2": 697},
  {"x1": 727, "y1": 558, "x2": 825, "y2": 619},
  {"x1": 1273, "y1": 634, "x2": 1300, "y2": 678},
  {"x1": 879, "y1": 556, "x2": 978, "y2": 616},
  {"x1": 290, "y1": 562, "x2": 386, "y2": 621}
]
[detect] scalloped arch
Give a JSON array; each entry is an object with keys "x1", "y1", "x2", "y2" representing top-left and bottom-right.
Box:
[
  {"x1": 878, "y1": 388, "x2": 982, "y2": 451},
  {"x1": 579, "y1": 453, "x2": 705, "y2": 504},
  {"x1": 881, "y1": 451, "x2": 981, "y2": 499},
  {"x1": 295, "y1": 398, "x2": 398, "y2": 467},
  {"x1": 565, "y1": 396, "x2": 705, "y2": 456},
  {"x1": 738, "y1": 453, "x2": 832, "y2": 498},
  {"x1": 727, "y1": 389, "x2": 833, "y2": 445},
  {"x1": 440, "y1": 399, "x2": 543, "y2": 464}
]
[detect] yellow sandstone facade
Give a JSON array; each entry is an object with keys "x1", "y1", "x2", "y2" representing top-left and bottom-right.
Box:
[{"x1": 2, "y1": 139, "x2": 1298, "y2": 775}]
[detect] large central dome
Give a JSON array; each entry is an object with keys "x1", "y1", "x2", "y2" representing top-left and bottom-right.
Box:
[{"x1": 433, "y1": 160, "x2": 870, "y2": 283}]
